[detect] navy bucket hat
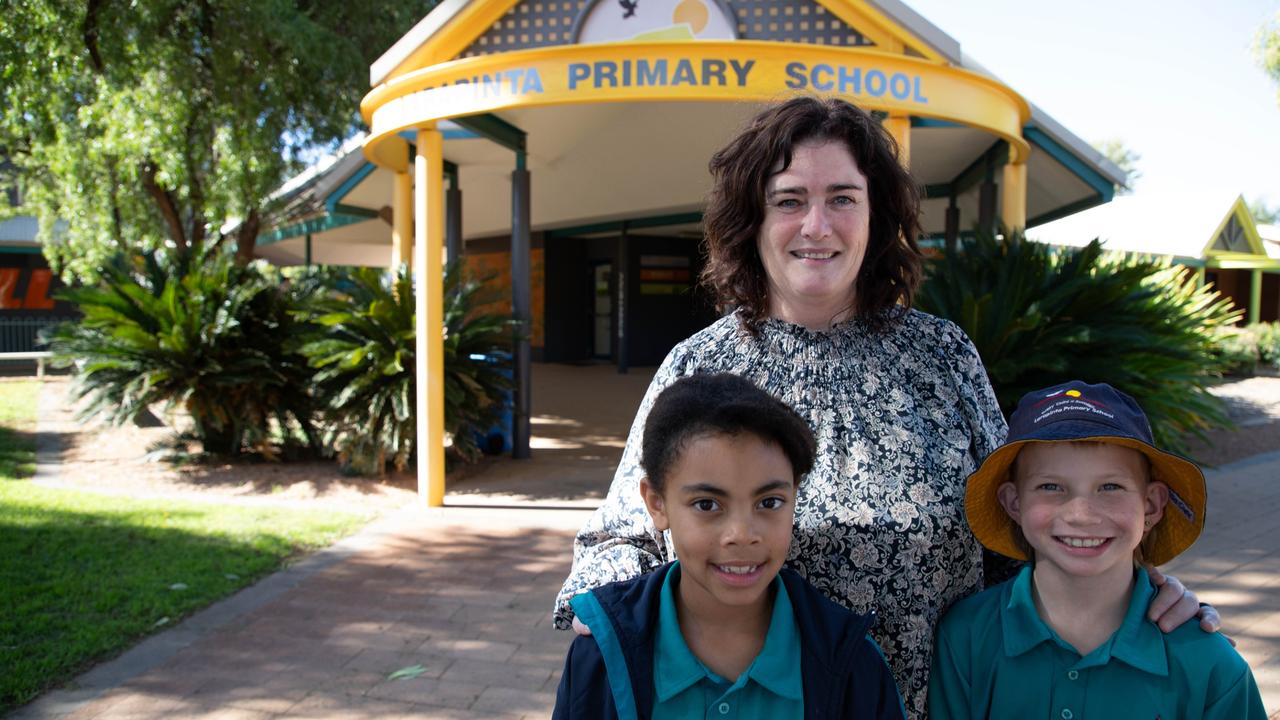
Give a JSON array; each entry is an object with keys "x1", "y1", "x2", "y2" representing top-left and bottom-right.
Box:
[{"x1": 965, "y1": 380, "x2": 1206, "y2": 566}]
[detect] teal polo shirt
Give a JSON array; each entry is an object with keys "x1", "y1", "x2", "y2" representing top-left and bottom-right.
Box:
[
  {"x1": 929, "y1": 565, "x2": 1266, "y2": 720},
  {"x1": 653, "y1": 562, "x2": 804, "y2": 720}
]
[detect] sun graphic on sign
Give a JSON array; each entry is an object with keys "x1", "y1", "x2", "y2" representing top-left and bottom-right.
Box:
[
  {"x1": 1065, "y1": 390, "x2": 1082, "y2": 398},
  {"x1": 672, "y1": 0, "x2": 710, "y2": 34},
  {"x1": 578, "y1": 0, "x2": 734, "y2": 43}
]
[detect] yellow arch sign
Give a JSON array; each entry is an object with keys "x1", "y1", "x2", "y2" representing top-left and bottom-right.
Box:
[{"x1": 361, "y1": 41, "x2": 1030, "y2": 167}]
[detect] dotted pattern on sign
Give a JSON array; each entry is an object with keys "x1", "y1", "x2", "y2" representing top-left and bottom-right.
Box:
[
  {"x1": 457, "y1": 0, "x2": 874, "y2": 58},
  {"x1": 733, "y1": 0, "x2": 871, "y2": 45},
  {"x1": 460, "y1": 1, "x2": 586, "y2": 59}
]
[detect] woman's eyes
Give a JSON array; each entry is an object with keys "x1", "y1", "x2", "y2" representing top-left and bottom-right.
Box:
[
  {"x1": 772, "y1": 195, "x2": 857, "y2": 209},
  {"x1": 692, "y1": 499, "x2": 719, "y2": 512}
]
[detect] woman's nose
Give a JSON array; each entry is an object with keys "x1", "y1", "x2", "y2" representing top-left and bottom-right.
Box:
[{"x1": 801, "y1": 203, "x2": 832, "y2": 240}]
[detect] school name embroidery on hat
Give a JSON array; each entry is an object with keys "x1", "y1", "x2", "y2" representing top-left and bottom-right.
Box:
[{"x1": 1032, "y1": 388, "x2": 1116, "y2": 425}]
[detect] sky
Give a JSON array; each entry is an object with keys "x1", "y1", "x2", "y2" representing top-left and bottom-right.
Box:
[{"x1": 901, "y1": 0, "x2": 1280, "y2": 254}]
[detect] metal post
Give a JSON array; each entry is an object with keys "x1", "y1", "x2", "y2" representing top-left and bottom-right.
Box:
[
  {"x1": 511, "y1": 152, "x2": 532, "y2": 459},
  {"x1": 945, "y1": 195, "x2": 959, "y2": 256},
  {"x1": 978, "y1": 154, "x2": 997, "y2": 238},
  {"x1": 446, "y1": 175, "x2": 463, "y2": 266},
  {"x1": 304, "y1": 233, "x2": 312, "y2": 268},
  {"x1": 616, "y1": 223, "x2": 629, "y2": 375}
]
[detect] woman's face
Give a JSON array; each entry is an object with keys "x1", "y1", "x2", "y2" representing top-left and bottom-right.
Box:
[{"x1": 757, "y1": 139, "x2": 871, "y2": 329}]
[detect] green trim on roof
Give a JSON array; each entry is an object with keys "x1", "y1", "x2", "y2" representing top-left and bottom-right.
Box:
[
  {"x1": 325, "y1": 162, "x2": 377, "y2": 215},
  {"x1": 332, "y1": 203, "x2": 380, "y2": 219},
  {"x1": 258, "y1": 213, "x2": 372, "y2": 246},
  {"x1": 545, "y1": 212, "x2": 703, "y2": 238},
  {"x1": 1024, "y1": 126, "x2": 1115, "y2": 202},
  {"x1": 923, "y1": 183, "x2": 952, "y2": 199},
  {"x1": 0, "y1": 245, "x2": 45, "y2": 255},
  {"x1": 911, "y1": 117, "x2": 963, "y2": 129},
  {"x1": 1027, "y1": 194, "x2": 1108, "y2": 229},
  {"x1": 949, "y1": 141, "x2": 1007, "y2": 197},
  {"x1": 451, "y1": 113, "x2": 526, "y2": 153}
]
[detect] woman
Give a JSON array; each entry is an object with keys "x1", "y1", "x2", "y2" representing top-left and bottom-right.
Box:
[{"x1": 554, "y1": 96, "x2": 1209, "y2": 718}]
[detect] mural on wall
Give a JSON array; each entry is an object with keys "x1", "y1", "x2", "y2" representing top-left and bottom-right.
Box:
[{"x1": 463, "y1": 248, "x2": 546, "y2": 348}]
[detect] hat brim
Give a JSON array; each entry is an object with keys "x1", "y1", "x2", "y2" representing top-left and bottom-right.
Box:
[{"x1": 965, "y1": 436, "x2": 1206, "y2": 566}]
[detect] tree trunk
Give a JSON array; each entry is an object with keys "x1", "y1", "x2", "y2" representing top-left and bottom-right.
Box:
[{"x1": 236, "y1": 208, "x2": 260, "y2": 262}]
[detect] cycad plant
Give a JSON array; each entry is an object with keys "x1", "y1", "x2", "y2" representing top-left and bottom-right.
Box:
[
  {"x1": 917, "y1": 233, "x2": 1241, "y2": 455},
  {"x1": 301, "y1": 263, "x2": 513, "y2": 475},
  {"x1": 46, "y1": 248, "x2": 319, "y2": 456}
]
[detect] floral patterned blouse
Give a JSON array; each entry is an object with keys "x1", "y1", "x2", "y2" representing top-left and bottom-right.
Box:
[{"x1": 553, "y1": 309, "x2": 1007, "y2": 719}]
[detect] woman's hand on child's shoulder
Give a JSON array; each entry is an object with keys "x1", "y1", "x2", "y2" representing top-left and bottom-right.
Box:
[
  {"x1": 1146, "y1": 565, "x2": 1229, "y2": 641},
  {"x1": 573, "y1": 616, "x2": 593, "y2": 636}
]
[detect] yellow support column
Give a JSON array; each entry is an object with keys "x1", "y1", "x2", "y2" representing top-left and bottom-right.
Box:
[
  {"x1": 415, "y1": 127, "x2": 446, "y2": 507},
  {"x1": 883, "y1": 115, "x2": 911, "y2": 168},
  {"x1": 391, "y1": 171, "x2": 413, "y2": 268},
  {"x1": 1001, "y1": 162, "x2": 1027, "y2": 232}
]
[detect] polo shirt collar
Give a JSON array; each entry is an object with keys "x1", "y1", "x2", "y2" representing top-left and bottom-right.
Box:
[
  {"x1": 1000, "y1": 564, "x2": 1169, "y2": 677},
  {"x1": 654, "y1": 562, "x2": 803, "y2": 702}
]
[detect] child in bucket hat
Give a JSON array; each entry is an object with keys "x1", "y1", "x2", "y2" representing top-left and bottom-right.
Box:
[{"x1": 928, "y1": 380, "x2": 1265, "y2": 720}]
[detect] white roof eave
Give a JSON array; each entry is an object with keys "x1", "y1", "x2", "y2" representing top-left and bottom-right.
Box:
[
  {"x1": 370, "y1": 0, "x2": 471, "y2": 87},
  {"x1": 864, "y1": 0, "x2": 961, "y2": 63}
]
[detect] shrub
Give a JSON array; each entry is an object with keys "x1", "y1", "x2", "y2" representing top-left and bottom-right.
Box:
[
  {"x1": 917, "y1": 234, "x2": 1241, "y2": 454},
  {"x1": 1212, "y1": 327, "x2": 1260, "y2": 377},
  {"x1": 46, "y1": 248, "x2": 318, "y2": 456},
  {"x1": 300, "y1": 264, "x2": 513, "y2": 475},
  {"x1": 1252, "y1": 322, "x2": 1280, "y2": 370}
]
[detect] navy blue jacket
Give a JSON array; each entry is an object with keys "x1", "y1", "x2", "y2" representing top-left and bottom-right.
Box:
[{"x1": 553, "y1": 563, "x2": 905, "y2": 720}]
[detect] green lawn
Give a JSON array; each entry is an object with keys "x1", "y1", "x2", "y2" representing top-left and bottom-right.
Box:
[{"x1": 0, "y1": 381, "x2": 372, "y2": 712}]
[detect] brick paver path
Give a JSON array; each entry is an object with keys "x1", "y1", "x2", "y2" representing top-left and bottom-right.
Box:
[{"x1": 17, "y1": 507, "x2": 589, "y2": 720}]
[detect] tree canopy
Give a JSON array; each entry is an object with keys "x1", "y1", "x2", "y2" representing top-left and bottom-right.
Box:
[
  {"x1": 1, "y1": 0, "x2": 433, "y2": 280},
  {"x1": 1248, "y1": 196, "x2": 1280, "y2": 225},
  {"x1": 1091, "y1": 138, "x2": 1141, "y2": 195},
  {"x1": 1257, "y1": 11, "x2": 1280, "y2": 104}
]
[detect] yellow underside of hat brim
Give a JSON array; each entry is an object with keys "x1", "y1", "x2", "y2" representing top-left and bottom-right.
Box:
[{"x1": 965, "y1": 437, "x2": 1206, "y2": 567}]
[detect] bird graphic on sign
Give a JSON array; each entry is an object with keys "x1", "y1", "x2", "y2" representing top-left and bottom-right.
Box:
[{"x1": 619, "y1": 0, "x2": 638, "y2": 19}]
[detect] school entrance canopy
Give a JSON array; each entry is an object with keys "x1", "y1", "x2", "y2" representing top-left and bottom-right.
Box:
[{"x1": 328, "y1": 0, "x2": 1126, "y2": 505}]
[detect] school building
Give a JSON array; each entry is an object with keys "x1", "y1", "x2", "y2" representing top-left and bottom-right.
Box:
[{"x1": 255, "y1": 0, "x2": 1129, "y2": 503}]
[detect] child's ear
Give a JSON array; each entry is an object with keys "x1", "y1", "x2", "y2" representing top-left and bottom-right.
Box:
[
  {"x1": 1144, "y1": 481, "x2": 1169, "y2": 532},
  {"x1": 639, "y1": 478, "x2": 670, "y2": 532},
  {"x1": 996, "y1": 482, "x2": 1021, "y2": 523}
]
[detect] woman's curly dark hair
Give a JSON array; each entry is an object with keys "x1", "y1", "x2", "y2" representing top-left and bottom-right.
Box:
[{"x1": 701, "y1": 96, "x2": 924, "y2": 333}]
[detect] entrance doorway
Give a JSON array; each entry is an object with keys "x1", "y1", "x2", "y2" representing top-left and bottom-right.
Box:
[{"x1": 589, "y1": 261, "x2": 612, "y2": 359}]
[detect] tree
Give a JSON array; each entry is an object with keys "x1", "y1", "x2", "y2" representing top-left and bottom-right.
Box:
[
  {"x1": 1092, "y1": 138, "x2": 1141, "y2": 194},
  {"x1": 1247, "y1": 196, "x2": 1280, "y2": 225},
  {"x1": 0, "y1": 1, "x2": 432, "y2": 280},
  {"x1": 1257, "y1": 11, "x2": 1280, "y2": 103}
]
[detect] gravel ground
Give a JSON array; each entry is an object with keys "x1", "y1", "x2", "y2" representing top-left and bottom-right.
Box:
[{"x1": 1183, "y1": 374, "x2": 1280, "y2": 467}]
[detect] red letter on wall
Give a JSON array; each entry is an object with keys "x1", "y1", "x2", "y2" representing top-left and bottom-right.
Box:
[
  {"x1": 0, "y1": 269, "x2": 22, "y2": 309},
  {"x1": 23, "y1": 269, "x2": 57, "y2": 310}
]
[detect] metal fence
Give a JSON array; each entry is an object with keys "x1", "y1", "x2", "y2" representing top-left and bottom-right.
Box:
[{"x1": 0, "y1": 316, "x2": 76, "y2": 353}]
